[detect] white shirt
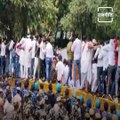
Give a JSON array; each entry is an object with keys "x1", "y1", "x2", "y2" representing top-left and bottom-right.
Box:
[
  {"x1": 0, "y1": 42, "x2": 6, "y2": 56},
  {"x1": 45, "y1": 42, "x2": 53, "y2": 58},
  {"x1": 39, "y1": 41, "x2": 46, "y2": 60},
  {"x1": 55, "y1": 61, "x2": 64, "y2": 81},
  {"x1": 94, "y1": 46, "x2": 103, "y2": 67},
  {"x1": 31, "y1": 39, "x2": 36, "y2": 58},
  {"x1": 71, "y1": 38, "x2": 82, "y2": 60},
  {"x1": 103, "y1": 40, "x2": 115, "y2": 66},
  {"x1": 118, "y1": 47, "x2": 120, "y2": 66},
  {"x1": 62, "y1": 65, "x2": 69, "y2": 84},
  {"x1": 102, "y1": 48, "x2": 109, "y2": 70},
  {"x1": 9, "y1": 40, "x2": 14, "y2": 50}
]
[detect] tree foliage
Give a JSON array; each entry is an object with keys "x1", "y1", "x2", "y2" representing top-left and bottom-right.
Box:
[
  {"x1": 60, "y1": 0, "x2": 119, "y2": 40},
  {"x1": 0, "y1": 0, "x2": 120, "y2": 42}
]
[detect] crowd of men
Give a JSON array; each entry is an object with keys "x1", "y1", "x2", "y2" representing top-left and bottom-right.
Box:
[
  {"x1": 0, "y1": 78, "x2": 119, "y2": 120},
  {"x1": 0, "y1": 33, "x2": 120, "y2": 99}
]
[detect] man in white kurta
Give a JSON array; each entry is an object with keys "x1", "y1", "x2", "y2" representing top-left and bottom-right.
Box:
[
  {"x1": 16, "y1": 37, "x2": 25, "y2": 78},
  {"x1": 23, "y1": 36, "x2": 32, "y2": 78},
  {"x1": 80, "y1": 41, "x2": 94, "y2": 91}
]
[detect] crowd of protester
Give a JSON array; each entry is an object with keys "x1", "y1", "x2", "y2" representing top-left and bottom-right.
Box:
[
  {"x1": 0, "y1": 31, "x2": 120, "y2": 120},
  {"x1": 0, "y1": 32, "x2": 120, "y2": 100},
  {"x1": 0, "y1": 77, "x2": 119, "y2": 120}
]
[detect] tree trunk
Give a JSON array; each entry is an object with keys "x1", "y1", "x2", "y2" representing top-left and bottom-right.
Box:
[{"x1": 22, "y1": 6, "x2": 28, "y2": 36}]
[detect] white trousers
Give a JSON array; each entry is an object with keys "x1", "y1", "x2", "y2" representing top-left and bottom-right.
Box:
[
  {"x1": 33, "y1": 57, "x2": 39, "y2": 79},
  {"x1": 24, "y1": 66, "x2": 29, "y2": 79},
  {"x1": 80, "y1": 65, "x2": 93, "y2": 90},
  {"x1": 91, "y1": 63, "x2": 97, "y2": 92},
  {"x1": 20, "y1": 65, "x2": 25, "y2": 78},
  {"x1": 80, "y1": 73, "x2": 87, "y2": 89}
]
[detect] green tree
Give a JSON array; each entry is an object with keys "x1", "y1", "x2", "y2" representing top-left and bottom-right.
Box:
[{"x1": 60, "y1": 0, "x2": 119, "y2": 40}]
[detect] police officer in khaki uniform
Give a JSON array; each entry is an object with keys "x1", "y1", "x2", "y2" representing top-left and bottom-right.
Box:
[
  {"x1": 3, "y1": 94, "x2": 14, "y2": 120},
  {"x1": 13, "y1": 87, "x2": 22, "y2": 112},
  {"x1": 22, "y1": 93, "x2": 33, "y2": 120},
  {"x1": 71, "y1": 98, "x2": 81, "y2": 120},
  {"x1": 47, "y1": 96, "x2": 62, "y2": 120},
  {"x1": 36, "y1": 97, "x2": 47, "y2": 120}
]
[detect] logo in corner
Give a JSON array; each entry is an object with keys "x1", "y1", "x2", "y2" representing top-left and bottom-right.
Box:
[{"x1": 97, "y1": 7, "x2": 114, "y2": 23}]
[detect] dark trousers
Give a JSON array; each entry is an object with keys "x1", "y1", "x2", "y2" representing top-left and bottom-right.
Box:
[
  {"x1": 73, "y1": 59, "x2": 81, "y2": 87},
  {"x1": 102, "y1": 68, "x2": 108, "y2": 94},
  {"x1": 97, "y1": 67, "x2": 103, "y2": 93},
  {"x1": 117, "y1": 67, "x2": 120, "y2": 97},
  {"x1": 14, "y1": 55, "x2": 20, "y2": 77},
  {"x1": 30, "y1": 58, "x2": 34, "y2": 78},
  {"x1": 40, "y1": 59, "x2": 45, "y2": 79},
  {"x1": 0, "y1": 56, "x2": 6, "y2": 75},
  {"x1": 107, "y1": 65, "x2": 116, "y2": 96},
  {"x1": 66, "y1": 60, "x2": 72, "y2": 85},
  {"x1": 35, "y1": 58, "x2": 40, "y2": 79}
]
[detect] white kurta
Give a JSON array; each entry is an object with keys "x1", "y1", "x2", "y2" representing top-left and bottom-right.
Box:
[
  {"x1": 23, "y1": 38, "x2": 32, "y2": 68},
  {"x1": 81, "y1": 42, "x2": 93, "y2": 85},
  {"x1": 33, "y1": 57, "x2": 39, "y2": 79},
  {"x1": 91, "y1": 63, "x2": 97, "y2": 92},
  {"x1": 19, "y1": 49, "x2": 25, "y2": 66},
  {"x1": 18, "y1": 38, "x2": 26, "y2": 66}
]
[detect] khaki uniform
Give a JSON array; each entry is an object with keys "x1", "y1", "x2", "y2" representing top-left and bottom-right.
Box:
[
  {"x1": 47, "y1": 108, "x2": 55, "y2": 120},
  {"x1": 50, "y1": 100, "x2": 68, "y2": 120},
  {"x1": 67, "y1": 41, "x2": 73, "y2": 61},
  {"x1": 38, "y1": 109, "x2": 47, "y2": 120},
  {"x1": 22, "y1": 100, "x2": 32, "y2": 119},
  {"x1": 0, "y1": 97, "x2": 4, "y2": 119},
  {"x1": 3, "y1": 100, "x2": 14, "y2": 120},
  {"x1": 44, "y1": 104, "x2": 52, "y2": 115},
  {"x1": 13, "y1": 93, "x2": 22, "y2": 112},
  {"x1": 71, "y1": 104, "x2": 81, "y2": 120}
]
